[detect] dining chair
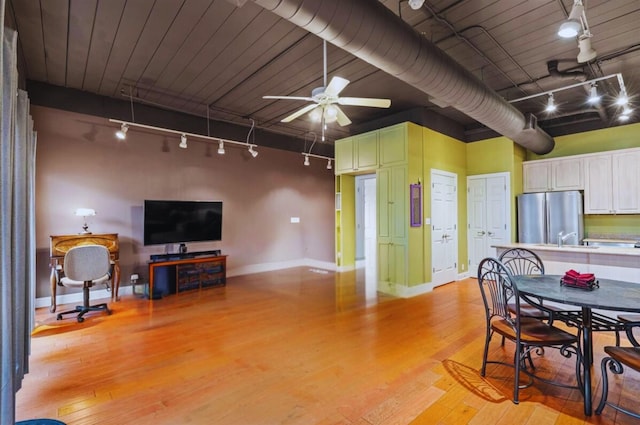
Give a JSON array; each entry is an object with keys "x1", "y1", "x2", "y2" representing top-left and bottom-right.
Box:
[
  {"x1": 55, "y1": 244, "x2": 112, "y2": 323},
  {"x1": 617, "y1": 314, "x2": 640, "y2": 346},
  {"x1": 595, "y1": 320, "x2": 640, "y2": 419},
  {"x1": 498, "y1": 248, "x2": 553, "y2": 321},
  {"x1": 477, "y1": 257, "x2": 583, "y2": 404},
  {"x1": 499, "y1": 248, "x2": 626, "y2": 349}
]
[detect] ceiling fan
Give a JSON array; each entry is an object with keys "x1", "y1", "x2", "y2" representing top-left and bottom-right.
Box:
[{"x1": 263, "y1": 40, "x2": 391, "y2": 127}]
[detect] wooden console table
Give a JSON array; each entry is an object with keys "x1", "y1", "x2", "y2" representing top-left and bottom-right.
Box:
[
  {"x1": 49, "y1": 233, "x2": 120, "y2": 313},
  {"x1": 148, "y1": 255, "x2": 227, "y2": 298}
]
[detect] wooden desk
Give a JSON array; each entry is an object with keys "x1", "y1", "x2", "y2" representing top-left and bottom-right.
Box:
[{"x1": 49, "y1": 233, "x2": 120, "y2": 312}]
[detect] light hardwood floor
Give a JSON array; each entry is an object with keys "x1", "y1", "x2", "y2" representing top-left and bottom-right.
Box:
[{"x1": 16, "y1": 267, "x2": 638, "y2": 424}]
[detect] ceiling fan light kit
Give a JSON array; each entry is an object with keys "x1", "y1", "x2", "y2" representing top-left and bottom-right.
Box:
[{"x1": 262, "y1": 40, "x2": 390, "y2": 129}]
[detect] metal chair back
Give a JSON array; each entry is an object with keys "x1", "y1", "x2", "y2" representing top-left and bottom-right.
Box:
[{"x1": 498, "y1": 248, "x2": 544, "y2": 276}]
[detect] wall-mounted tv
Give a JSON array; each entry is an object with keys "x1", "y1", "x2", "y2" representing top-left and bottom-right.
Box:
[{"x1": 143, "y1": 200, "x2": 222, "y2": 246}]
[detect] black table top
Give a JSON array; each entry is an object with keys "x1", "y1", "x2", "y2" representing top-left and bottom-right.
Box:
[{"x1": 512, "y1": 274, "x2": 640, "y2": 313}]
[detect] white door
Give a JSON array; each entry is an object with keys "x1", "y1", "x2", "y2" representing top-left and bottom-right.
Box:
[
  {"x1": 431, "y1": 170, "x2": 457, "y2": 287},
  {"x1": 467, "y1": 173, "x2": 510, "y2": 274}
]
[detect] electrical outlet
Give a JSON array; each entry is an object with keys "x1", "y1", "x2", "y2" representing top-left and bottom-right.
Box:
[{"x1": 461, "y1": 264, "x2": 465, "y2": 271}]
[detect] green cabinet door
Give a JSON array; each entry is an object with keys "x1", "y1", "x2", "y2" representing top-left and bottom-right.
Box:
[
  {"x1": 377, "y1": 165, "x2": 407, "y2": 288},
  {"x1": 355, "y1": 132, "x2": 378, "y2": 171},
  {"x1": 379, "y1": 124, "x2": 408, "y2": 166},
  {"x1": 334, "y1": 137, "x2": 355, "y2": 174}
]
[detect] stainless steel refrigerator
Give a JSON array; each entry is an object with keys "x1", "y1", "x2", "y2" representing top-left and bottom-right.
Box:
[{"x1": 517, "y1": 190, "x2": 584, "y2": 245}]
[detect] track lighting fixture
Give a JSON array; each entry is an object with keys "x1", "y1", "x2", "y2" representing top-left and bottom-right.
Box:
[
  {"x1": 577, "y1": 33, "x2": 597, "y2": 63},
  {"x1": 619, "y1": 106, "x2": 633, "y2": 122},
  {"x1": 557, "y1": 0, "x2": 584, "y2": 38},
  {"x1": 299, "y1": 152, "x2": 333, "y2": 171},
  {"x1": 545, "y1": 94, "x2": 557, "y2": 113},
  {"x1": 408, "y1": 0, "x2": 425, "y2": 10},
  {"x1": 557, "y1": 0, "x2": 597, "y2": 63},
  {"x1": 508, "y1": 73, "x2": 633, "y2": 122},
  {"x1": 115, "y1": 123, "x2": 128, "y2": 140},
  {"x1": 108, "y1": 119, "x2": 260, "y2": 158},
  {"x1": 587, "y1": 83, "x2": 600, "y2": 104},
  {"x1": 615, "y1": 90, "x2": 629, "y2": 106}
]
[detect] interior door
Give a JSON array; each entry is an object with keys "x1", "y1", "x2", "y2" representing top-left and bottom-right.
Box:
[
  {"x1": 467, "y1": 173, "x2": 510, "y2": 274},
  {"x1": 431, "y1": 170, "x2": 457, "y2": 286}
]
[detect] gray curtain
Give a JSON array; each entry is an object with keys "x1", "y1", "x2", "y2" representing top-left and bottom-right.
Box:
[{"x1": 1, "y1": 24, "x2": 37, "y2": 424}]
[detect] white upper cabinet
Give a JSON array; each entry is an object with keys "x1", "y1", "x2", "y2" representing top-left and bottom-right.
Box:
[
  {"x1": 522, "y1": 161, "x2": 551, "y2": 192},
  {"x1": 524, "y1": 148, "x2": 640, "y2": 215},
  {"x1": 523, "y1": 157, "x2": 583, "y2": 192},
  {"x1": 584, "y1": 154, "x2": 613, "y2": 214},
  {"x1": 583, "y1": 149, "x2": 640, "y2": 214}
]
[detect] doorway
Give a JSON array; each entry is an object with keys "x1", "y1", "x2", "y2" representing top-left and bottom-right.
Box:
[
  {"x1": 431, "y1": 169, "x2": 458, "y2": 287},
  {"x1": 355, "y1": 174, "x2": 377, "y2": 297},
  {"x1": 467, "y1": 172, "x2": 511, "y2": 273}
]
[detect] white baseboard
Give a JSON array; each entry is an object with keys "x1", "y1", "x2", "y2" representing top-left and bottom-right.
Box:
[
  {"x1": 36, "y1": 258, "x2": 337, "y2": 308},
  {"x1": 226, "y1": 258, "x2": 336, "y2": 277}
]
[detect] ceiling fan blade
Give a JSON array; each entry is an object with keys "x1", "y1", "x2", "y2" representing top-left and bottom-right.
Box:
[
  {"x1": 324, "y1": 76, "x2": 350, "y2": 97},
  {"x1": 281, "y1": 103, "x2": 320, "y2": 123},
  {"x1": 338, "y1": 97, "x2": 391, "y2": 108},
  {"x1": 263, "y1": 95, "x2": 314, "y2": 102},
  {"x1": 335, "y1": 105, "x2": 352, "y2": 127}
]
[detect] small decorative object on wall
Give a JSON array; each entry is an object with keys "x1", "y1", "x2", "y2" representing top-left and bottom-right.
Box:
[{"x1": 410, "y1": 183, "x2": 422, "y2": 227}]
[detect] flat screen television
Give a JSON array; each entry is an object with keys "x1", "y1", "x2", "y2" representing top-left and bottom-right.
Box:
[{"x1": 143, "y1": 200, "x2": 222, "y2": 246}]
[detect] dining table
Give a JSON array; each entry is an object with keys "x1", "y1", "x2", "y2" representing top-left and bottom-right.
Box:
[{"x1": 512, "y1": 274, "x2": 640, "y2": 416}]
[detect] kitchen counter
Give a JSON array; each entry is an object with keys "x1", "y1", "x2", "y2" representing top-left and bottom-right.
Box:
[
  {"x1": 492, "y1": 242, "x2": 640, "y2": 257},
  {"x1": 491, "y1": 243, "x2": 640, "y2": 283}
]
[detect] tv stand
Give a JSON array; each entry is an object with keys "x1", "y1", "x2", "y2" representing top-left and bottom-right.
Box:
[
  {"x1": 149, "y1": 249, "x2": 221, "y2": 262},
  {"x1": 148, "y1": 253, "x2": 226, "y2": 298}
]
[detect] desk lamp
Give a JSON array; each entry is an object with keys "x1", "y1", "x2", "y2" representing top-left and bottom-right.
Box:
[{"x1": 75, "y1": 208, "x2": 96, "y2": 234}]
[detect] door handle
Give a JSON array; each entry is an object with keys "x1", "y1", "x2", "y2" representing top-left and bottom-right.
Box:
[
  {"x1": 477, "y1": 231, "x2": 486, "y2": 236},
  {"x1": 487, "y1": 231, "x2": 495, "y2": 236}
]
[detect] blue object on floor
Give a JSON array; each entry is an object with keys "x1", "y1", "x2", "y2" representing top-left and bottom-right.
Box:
[{"x1": 16, "y1": 420, "x2": 66, "y2": 425}]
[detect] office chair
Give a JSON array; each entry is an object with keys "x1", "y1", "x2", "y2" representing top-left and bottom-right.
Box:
[{"x1": 56, "y1": 244, "x2": 112, "y2": 323}]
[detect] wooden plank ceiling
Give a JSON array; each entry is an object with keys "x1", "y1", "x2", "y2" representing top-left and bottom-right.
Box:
[{"x1": 6, "y1": 0, "x2": 640, "y2": 153}]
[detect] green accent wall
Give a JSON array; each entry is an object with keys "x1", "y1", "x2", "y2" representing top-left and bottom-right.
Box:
[
  {"x1": 528, "y1": 122, "x2": 640, "y2": 160},
  {"x1": 422, "y1": 127, "x2": 467, "y2": 280},
  {"x1": 466, "y1": 137, "x2": 526, "y2": 241}
]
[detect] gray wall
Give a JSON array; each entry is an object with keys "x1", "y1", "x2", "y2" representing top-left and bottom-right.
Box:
[{"x1": 33, "y1": 106, "x2": 335, "y2": 298}]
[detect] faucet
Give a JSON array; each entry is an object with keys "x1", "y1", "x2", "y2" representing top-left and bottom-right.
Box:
[{"x1": 558, "y1": 231, "x2": 577, "y2": 247}]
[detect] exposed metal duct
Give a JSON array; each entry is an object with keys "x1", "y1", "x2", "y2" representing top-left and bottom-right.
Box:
[{"x1": 253, "y1": 0, "x2": 555, "y2": 154}]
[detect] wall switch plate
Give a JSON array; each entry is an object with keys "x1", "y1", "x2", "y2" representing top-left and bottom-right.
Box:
[{"x1": 290, "y1": 217, "x2": 300, "y2": 223}]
